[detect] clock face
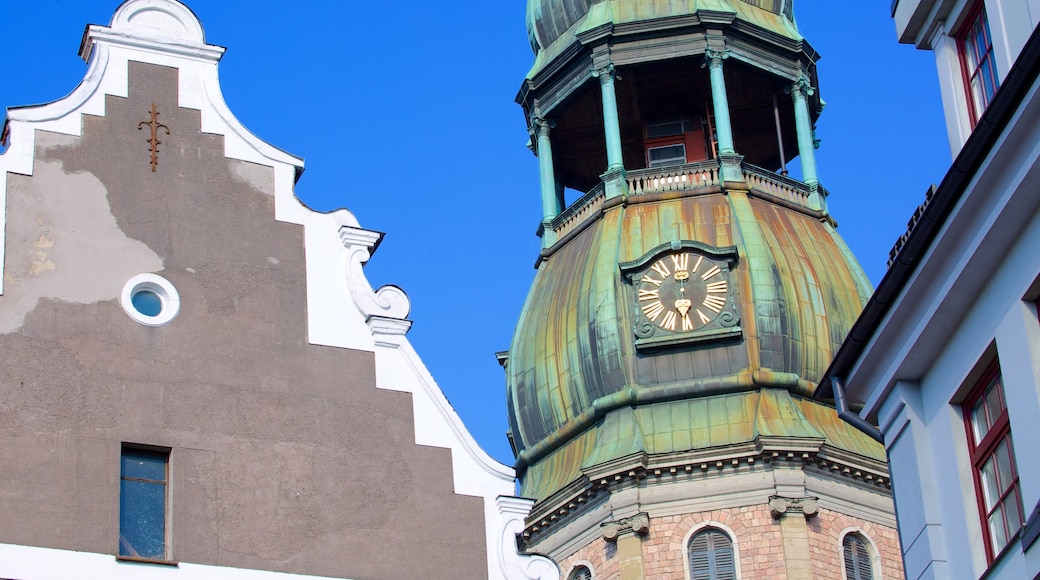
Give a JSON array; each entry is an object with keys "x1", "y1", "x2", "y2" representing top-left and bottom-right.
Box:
[{"x1": 636, "y1": 252, "x2": 729, "y2": 333}]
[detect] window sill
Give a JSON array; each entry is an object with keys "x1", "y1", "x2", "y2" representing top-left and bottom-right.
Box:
[
  {"x1": 978, "y1": 528, "x2": 1022, "y2": 580},
  {"x1": 116, "y1": 555, "x2": 179, "y2": 567}
]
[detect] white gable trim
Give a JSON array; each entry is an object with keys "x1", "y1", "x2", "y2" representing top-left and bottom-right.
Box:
[{"x1": 0, "y1": 2, "x2": 557, "y2": 576}]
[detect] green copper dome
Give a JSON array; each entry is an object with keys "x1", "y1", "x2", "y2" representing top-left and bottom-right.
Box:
[
  {"x1": 505, "y1": 189, "x2": 875, "y2": 499},
  {"x1": 510, "y1": 0, "x2": 881, "y2": 509}
]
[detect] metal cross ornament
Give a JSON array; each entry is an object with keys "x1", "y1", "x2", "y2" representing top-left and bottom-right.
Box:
[{"x1": 137, "y1": 102, "x2": 170, "y2": 172}]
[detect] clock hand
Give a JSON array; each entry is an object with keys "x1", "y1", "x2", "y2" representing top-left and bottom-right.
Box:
[{"x1": 674, "y1": 271, "x2": 692, "y2": 317}]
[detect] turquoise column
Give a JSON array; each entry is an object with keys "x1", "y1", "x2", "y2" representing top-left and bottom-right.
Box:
[
  {"x1": 534, "y1": 117, "x2": 560, "y2": 246},
  {"x1": 593, "y1": 64, "x2": 624, "y2": 171},
  {"x1": 787, "y1": 76, "x2": 819, "y2": 191},
  {"x1": 706, "y1": 49, "x2": 735, "y2": 155}
]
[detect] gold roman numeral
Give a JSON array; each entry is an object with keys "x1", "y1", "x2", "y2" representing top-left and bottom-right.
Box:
[
  {"x1": 642, "y1": 301, "x2": 666, "y2": 321},
  {"x1": 638, "y1": 288, "x2": 660, "y2": 301},
  {"x1": 703, "y1": 294, "x2": 726, "y2": 313},
  {"x1": 697, "y1": 309, "x2": 711, "y2": 325},
  {"x1": 661, "y1": 311, "x2": 677, "y2": 331},
  {"x1": 682, "y1": 314, "x2": 694, "y2": 331},
  {"x1": 701, "y1": 265, "x2": 721, "y2": 280},
  {"x1": 642, "y1": 274, "x2": 663, "y2": 287},
  {"x1": 671, "y1": 253, "x2": 689, "y2": 272},
  {"x1": 706, "y1": 280, "x2": 728, "y2": 294},
  {"x1": 690, "y1": 255, "x2": 704, "y2": 274},
  {"x1": 651, "y1": 260, "x2": 671, "y2": 278}
]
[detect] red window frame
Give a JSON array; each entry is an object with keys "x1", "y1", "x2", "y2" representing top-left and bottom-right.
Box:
[
  {"x1": 963, "y1": 363, "x2": 1024, "y2": 562},
  {"x1": 957, "y1": 2, "x2": 999, "y2": 127},
  {"x1": 643, "y1": 114, "x2": 708, "y2": 167}
]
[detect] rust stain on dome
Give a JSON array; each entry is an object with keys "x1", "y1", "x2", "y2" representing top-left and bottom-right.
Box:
[{"x1": 506, "y1": 189, "x2": 873, "y2": 494}]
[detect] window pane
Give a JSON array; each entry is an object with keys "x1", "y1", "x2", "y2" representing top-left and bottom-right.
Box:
[
  {"x1": 960, "y1": 7, "x2": 999, "y2": 124},
  {"x1": 986, "y1": 377, "x2": 1005, "y2": 416},
  {"x1": 649, "y1": 144, "x2": 686, "y2": 165},
  {"x1": 646, "y1": 122, "x2": 685, "y2": 138},
  {"x1": 995, "y1": 438, "x2": 1014, "y2": 492},
  {"x1": 973, "y1": 23, "x2": 987, "y2": 57},
  {"x1": 121, "y1": 450, "x2": 166, "y2": 481},
  {"x1": 1005, "y1": 486, "x2": 1023, "y2": 534},
  {"x1": 970, "y1": 397, "x2": 986, "y2": 441},
  {"x1": 119, "y1": 479, "x2": 165, "y2": 558},
  {"x1": 980, "y1": 455, "x2": 1000, "y2": 509},
  {"x1": 989, "y1": 503, "x2": 1009, "y2": 553}
]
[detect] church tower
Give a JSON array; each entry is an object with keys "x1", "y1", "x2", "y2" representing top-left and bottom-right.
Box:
[{"x1": 506, "y1": 2, "x2": 905, "y2": 578}]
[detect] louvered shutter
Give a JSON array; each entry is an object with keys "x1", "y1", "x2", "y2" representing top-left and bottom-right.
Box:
[
  {"x1": 568, "y1": 565, "x2": 592, "y2": 580},
  {"x1": 843, "y1": 534, "x2": 873, "y2": 580},
  {"x1": 689, "y1": 529, "x2": 736, "y2": 580}
]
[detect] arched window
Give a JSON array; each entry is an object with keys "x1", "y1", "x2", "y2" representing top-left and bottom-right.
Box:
[
  {"x1": 568, "y1": 564, "x2": 593, "y2": 580},
  {"x1": 688, "y1": 528, "x2": 736, "y2": 580},
  {"x1": 842, "y1": 533, "x2": 874, "y2": 580}
]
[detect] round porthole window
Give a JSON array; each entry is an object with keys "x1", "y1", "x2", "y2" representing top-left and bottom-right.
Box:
[{"x1": 121, "y1": 273, "x2": 180, "y2": 326}]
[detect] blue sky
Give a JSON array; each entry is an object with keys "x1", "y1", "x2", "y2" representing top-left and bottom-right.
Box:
[{"x1": 0, "y1": 1, "x2": 951, "y2": 465}]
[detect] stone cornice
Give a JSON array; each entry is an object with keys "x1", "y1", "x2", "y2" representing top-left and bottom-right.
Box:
[
  {"x1": 520, "y1": 439, "x2": 891, "y2": 545},
  {"x1": 522, "y1": 12, "x2": 816, "y2": 119}
]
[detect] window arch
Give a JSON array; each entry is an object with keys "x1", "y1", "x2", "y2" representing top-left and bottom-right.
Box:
[
  {"x1": 567, "y1": 564, "x2": 593, "y2": 580},
  {"x1": 840, "y1": 530, "x2": 880, "y2": 580},
  {"x1": 687, "y1": 527, "x2": 737, "y2": 580}
]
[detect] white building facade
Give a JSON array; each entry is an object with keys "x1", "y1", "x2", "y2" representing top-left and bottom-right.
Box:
[
  {"x1": 817, "y1": 1, "x2": 1040, "y2": 578},
  {"x1": 894, "y1": 0, "x2": 1040, "y2": 153}
]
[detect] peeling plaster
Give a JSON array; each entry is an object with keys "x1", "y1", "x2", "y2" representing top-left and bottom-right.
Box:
[
  {"x1": 1, "y1": 152, "x2": 162, "y2": 333},
  {"x1": 229, "y1": 158, "x2": 276, "y2": 198}
]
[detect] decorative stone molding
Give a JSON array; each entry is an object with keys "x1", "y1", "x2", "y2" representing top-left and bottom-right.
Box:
[
  {"x1": 338, "y1": 225, "x2": 411, "y2": 324},
  {"x1": 601, "y1": 513, "x2": 650, "y2": 541},
  {"x1": 532, "y1": 117, "x2": 556, "y2": 141},
  {"x1": 590, "y1": 62, "x2": 617, "y2": 80},
  {"x1": 768, "y1": 495, "x2": 819, "y2": 519},
  {"x1": 705, "y1": 48, "x2": 731, "y2": 67},
  {"x1": 522, "y1": 442, "x2": 890, "y2": 544},
  {"x1": 784, "y1": 75, "x2": 815, "y2": 98},
  {"x1": 496, "y1": 497, "x2": 562, "y2": 580}
]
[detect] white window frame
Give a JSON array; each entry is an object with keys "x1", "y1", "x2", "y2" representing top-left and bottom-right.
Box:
[
  {"x1": 566, "y1": 560, "x2": 595, "y2": 580},
  {"x1": 647, "y1": 143, "x2": 688, "y2": 167},
  {"x1": 120, "y1": 273, "x2": 181, "y2": 327},
  {"x1": 838, "y1": 527, "x2": 882, "y2": 580}
]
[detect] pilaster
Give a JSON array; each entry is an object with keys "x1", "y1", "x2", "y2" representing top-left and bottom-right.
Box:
[
  {"x1": 770, "y1": 496, "x2": 819, "y2": 580},
  {"x1": 602, "y1": 513, "x2": 649, "y2": 580}
]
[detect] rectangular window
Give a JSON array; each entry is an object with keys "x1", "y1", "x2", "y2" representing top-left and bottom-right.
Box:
[
  {"x1": 964, "y1": 364, "x2": 1024, "y2": 561},
  {"x1": 119, "y1": 447, "x2": 169, "y2": 561},
  {"x1": 648, "y1": 144, "x2": 688, "y2": 167},
  {"x1": 644, "y1": 114, "x2": 707, "y2": 166},
  {"x1": 958, "y1": 3, "x2": 999, "y2": 127},
  {"x1": 646, "y1": 115, "x2": 695, "y2": 139}
]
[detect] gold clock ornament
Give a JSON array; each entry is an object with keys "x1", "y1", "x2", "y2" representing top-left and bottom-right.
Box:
[{"x1": 620, "y1": 241, "x2": 741, "y2": 350}]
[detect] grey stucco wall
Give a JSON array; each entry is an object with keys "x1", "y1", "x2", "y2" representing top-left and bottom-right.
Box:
[{"x1": 0, "y1": 62, "x2": 488, "y2": 579}]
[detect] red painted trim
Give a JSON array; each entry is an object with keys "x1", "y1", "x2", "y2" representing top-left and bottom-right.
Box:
[
  {"x1": 962, "y1": 362, "x2": 1021, "y2": 564},
  {"x1": 956, "y1": 1, "x2": 995, "y2": 128}
]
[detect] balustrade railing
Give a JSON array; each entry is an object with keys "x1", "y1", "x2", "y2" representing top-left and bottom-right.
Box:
[
  {"x1": 742, "y1": 162, "x2": 813, "y2": 208},
  {"x1": 626, "y1": 160, "x2": 721, "y2": 195},
  {"x1": 548, "y1": 160, "x2": 819, "y2": 245},
  {"x1": 551, "y1": 181, "x2": 606, "y2": 238}
]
